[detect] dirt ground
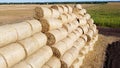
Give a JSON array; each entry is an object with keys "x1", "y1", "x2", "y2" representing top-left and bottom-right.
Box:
[
  {"x1": 0, "y1": 4, "x2": 120, "y2": 68},
  {"x1": 81, "y1": 34, "x2": 120, "y2": 68}
]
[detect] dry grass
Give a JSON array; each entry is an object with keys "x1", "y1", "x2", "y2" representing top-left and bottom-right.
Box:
[{"x1": 81, "y1": 34, "x2": 120, "y2": 68}]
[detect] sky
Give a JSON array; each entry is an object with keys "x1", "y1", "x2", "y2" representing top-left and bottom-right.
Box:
[{"x1": 0, "y1": 0, "x2": 119, "y2": 2}]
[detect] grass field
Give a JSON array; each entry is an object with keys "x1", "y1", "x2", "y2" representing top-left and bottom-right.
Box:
[{"x1": 82, "y1": 2, "x2": 120, "y2": 28}]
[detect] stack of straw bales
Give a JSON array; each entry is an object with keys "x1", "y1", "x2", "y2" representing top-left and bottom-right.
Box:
[{"x1": 0, "y1": 4, "x2": 98, "y2": 68}]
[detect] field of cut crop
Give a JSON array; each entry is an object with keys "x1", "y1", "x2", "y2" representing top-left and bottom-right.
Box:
[{"x1": 82, "y1": 2, "x2": 120, "y2": 28}]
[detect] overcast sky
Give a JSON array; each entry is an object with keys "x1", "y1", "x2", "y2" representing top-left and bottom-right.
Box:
[{"x1": 0, "y1": 0, "x2": 119, "y2": 2}]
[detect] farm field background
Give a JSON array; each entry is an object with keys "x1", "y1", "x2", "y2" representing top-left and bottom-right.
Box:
[
  {"x1": 0, "y1": 2, "x2": 120, "y2": 28},
  {"x1": 0, "y1": 2, "x2": 119, "y2": 68},
  {"x1": 82, "y1": 2, "x2": 120, "y2": 28}
]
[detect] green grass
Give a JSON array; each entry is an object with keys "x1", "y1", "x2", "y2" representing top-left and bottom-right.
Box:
[{"x1": 85, "y1": 3, "x2": 120, "y2": 28}]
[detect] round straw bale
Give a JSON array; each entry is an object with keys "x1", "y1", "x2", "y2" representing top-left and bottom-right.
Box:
[
  {"x1": 18, "y1": 37, "x2": 40, "y2": 57},
  {"x1": 75, "y1": 4, "x2": 82, "y2": 9},
  {"x1": 70, "y1": 13, "x2": 77, "y2": 20},
  {"x1": 61, "y1": 37, "x2": 74, "y2": 49},
  {"x1": 63, "y1": 13, "x2": 73, "y2": 21},
  {"x1": 70, "y1": 55, "x2": 85, "y2": 68},
  {"x1": 11, "y1": 22, "x2": 32, "y2": 40},
  {"x1": 65, "y1": 5, "x2": 73, "y2": 13},
  {"x1": 25, "y1": 46, "x2": 53, "y2": 68},
  {"x1": 52, "y1": 41, "x2": 67, "y2": 58},
  {"x1": 0, "y1": 24, "x2": 17, "y2": 47},
  {"x1": 61, "y1": 47, "x2": 79, "y2": 68},
  {"x1": 84, "y1": 13, "x2": 91, "y2": 20},
  {"x1": 78, "y1": 18, "x2": 87, "y2": 26},
  {"x1": 60, "y1": 5, "x2": 68, "y2": 13},
  {"x1": 63, "y1": 20, "x2": 79, "y2": 33},
  {"x1": 43, "y1": 56, "x2": 61, "y2": 68},
  {"x1": 12, "y1": 61, "x2": 32, "y2": 68},
  {"x1": 40, "y1": 18, "x2": 62, "y2": 32},
  {"x1": 88, "y1": 18, "x2": 94, "y2": 25},
  {"x1": 32, "y1": 32, "x2": 47, "y2": 47},
  {"x1": 26, "y1": 20, "x2": 42, "y2": 35},
  {"x1": 46, "y1": 28, "x2": 67, "y2": 45},
  {"x1": 80, "y1": 34, "x2": 88, "y2": 42},
  {"x1": 0, "y1": 43, "x2": 26, "y2": 68},
  {"x1": 75, "y1": 27, "x2": 83, "y2": 35},
  {"x1": 50, "y1": 8, "x2": 60, "y2": 18},
  {"x1": 58, "y1": 14, "x2": 68, "y2": 24},
  {"x1": 79, "y1": 25, "x2": 88, "y2": 34},
  {"x1": 51, "y1": 5, "x2": 64, "y2": 14},
  {"x1": 0, "y1": 55, "x2": 7, "y2": 68},
  {"x1": 42, "y1": 65, "x2": 50, "y2": 68},
  {"x1": 35, "y1": 7, "x2": 52, "y2": 18},
  {"x1": 61, "y1": 52, "x2": 73, "y2": 68},
  {"x1": 68, "y1": 32, "x2": 78, "y2": 42},
  {"x1": 73, "y1": 38, "x2": 85, "y2": 51},
  {"x1": 80, "y1": 46, "x2": 90, "y2": 55},
  {"x1": 86, "y1": 29, "x2": 94, "y2": 41}
]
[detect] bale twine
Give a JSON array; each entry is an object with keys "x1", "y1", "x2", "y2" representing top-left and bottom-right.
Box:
[
  {"x1": 0, "y1": 24, "x2": 17, "y2": 47},
  {"x1": 40, "y1": 18, "x2": 62, "y2": 32},
  {"x1": 18, "y1": 37, "x2": 40, "y2": 57},
  {"x1": 60, "y1": 5, "x2": 69, "y2": 14},
  {"x1": 11, "y1": 22, "x2": 32, "y2": 40},
  {"x1": 75, "y1": 4, "x2": 82, "y2": 10},
  {"x1": 51, "y1": 5, "x2": 64, "y2": 14},
  {"x1": 35, "y1": 7, "x2": 52, "y2": 18},
  {"x1": 12, "y1": 61, "x2": 32, "y2": 68},
  {"x1": 52, "y1": 41, "x2": 67, "y2": 58},
  {"x1": 46, "y1": 28, "x2": 68, "y2": 45},
  {"x1": 0, "y1": 55, "x2": 7, "y2": 68},
  {"x1": 70, "y1": 55, "x2": 85, "y2": 68},
  {"x1": 63, "y1": 20, "x2": 79, "y2": 33},
  {"x1": 42, "y1": 56, "x2": 61, "y2": 68},
  {"x1": 50, "y1": 8, "x2": 60, "y2": 18},
  {"x1": 61, "y1": 47, "x2": 79, "y2": 68},
  {"x1": 65, "y1": 5, "x2": 73, "y2": 13},
  {"x1": 0, "y1": 43, "x2": 26, "y2": 68},
  {"x1": 26, "y1": 20, "x2": 42, "y2": 35},
  {"x1": 32, "y1": 32, "x2": 47, "y2": 48},
  {"x1": 84, "y1": 13, "x2": 91, "y2": 20},
  {"x1": 25, "y1": 46, "x2": 53, "y2": 68},
  {"x1": 58, "y1": 14, "x2": 68, "y2": 24}
]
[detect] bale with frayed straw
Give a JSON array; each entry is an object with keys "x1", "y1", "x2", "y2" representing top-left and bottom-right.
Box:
[
  {"x1": 46, "y1": 28, "x2": 68, "y2": 45},
  {"x1": 40, "y1": 18, "x2": 62, "y2": 32},
  {"x1": 35, "y1": 7, "x2": 52, "y2": 18}
]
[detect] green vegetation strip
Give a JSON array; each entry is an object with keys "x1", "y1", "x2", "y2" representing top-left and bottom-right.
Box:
[{"x1": 86, "y1": 3, "x2": 120, "y2": 28}]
